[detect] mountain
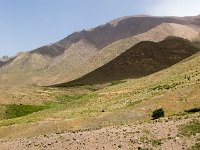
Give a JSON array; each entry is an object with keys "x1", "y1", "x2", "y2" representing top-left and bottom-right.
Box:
[
  {"x1": 1, "y1": 15, "x2": 200, "y2": 86},
  {"x1": 56, "y1": 37, "x2": 200, "y2": 86},
  {"x1": 0, "y1": 56, "x2": 15, "y2": 68},
  {"x1": 0, "y1": 61, "x2": 3, "y2": 68},
  {"x1": 51, "y1": 23, "x2": 200, "y2": 85},
  {"x1": 0, "y1": 56, "x2": 10, "y2": 62},
  {"x1": 0, "y1": 56, "x2": 10, "y2": 67}
]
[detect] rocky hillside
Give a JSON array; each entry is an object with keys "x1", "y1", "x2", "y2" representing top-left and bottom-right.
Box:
[
  {"x1": 57, "y1": 37, "x2": 200, "y2": 86},
  {"x1": 1, "y1": 15, "x2": 200, "y2": 86},
  {"x1": 0, "y1": 56, "x2": 10, "y2": 62}
]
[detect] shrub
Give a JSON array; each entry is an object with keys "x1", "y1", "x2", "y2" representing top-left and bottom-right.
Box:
[
  {"x1": 152, "y1": 108, "x2": 165, "y2": 120},
  {"x1": 152, "y1": 83, "x2": 178, "y2": 91},
  {"x1": 185, "y1": 108, "x2": 200, "y2": 113},
  {"x1": 152, "y1": 139, "x2": 162, "y2": 147}
]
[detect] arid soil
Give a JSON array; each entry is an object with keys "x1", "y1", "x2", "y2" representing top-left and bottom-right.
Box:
[{"x1": 0, "y1": 114, "x2": 199, "y2": 150}]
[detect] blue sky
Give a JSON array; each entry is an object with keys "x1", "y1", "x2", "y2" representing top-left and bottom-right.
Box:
[{"x1": 0, "y1": 0, "x2": 200, "y2": 57}]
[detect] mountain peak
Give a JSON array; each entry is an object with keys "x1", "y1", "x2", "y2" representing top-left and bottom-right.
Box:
[
  {"x1": 108, "y1": 14, "x2": 151, "y2": 27},
  {"x1": 108, "y1": 16, "x2": 132, "y2": 26}
]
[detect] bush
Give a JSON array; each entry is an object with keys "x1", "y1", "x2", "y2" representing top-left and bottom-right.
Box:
[
  {"x1": 152, "y1": 139, "x2": 162, "y2": 147},
  {"x1": 152, "y1": 83, "x2": 178, "y2": 91},
  {"x1": 185, "y1": 108, "x2": 200, "y2": 113},
  {"x1": 152, "y1": 108, "x2": 165, "y2": 120}
]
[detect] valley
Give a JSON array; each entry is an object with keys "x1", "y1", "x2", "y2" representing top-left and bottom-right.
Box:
[{"x1": 0, "y1": 15, "x2": 200, "y2": 149}]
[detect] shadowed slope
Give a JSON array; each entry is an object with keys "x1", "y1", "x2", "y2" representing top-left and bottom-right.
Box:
[
  {"x1": 59, "y1": 37, "x2": 200, "y2": 86},
  {"x1": 0, "y1": 61, "x2": 3, "y2": 67},
  {"x1": 47, "y1": 23, "x2": 200, "y2": 85}
]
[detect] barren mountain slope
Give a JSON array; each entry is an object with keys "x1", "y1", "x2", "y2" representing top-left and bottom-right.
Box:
[
  {"x1": 57, "y1": 37, "x2": 200, "y2": 86},
  {"x1": 0, "y1": 56, "x2": 10, "y2": 62},
  {"x1": 52, "y1": 23, "x2": 200, "y2": 85},
  {"x1": 1, "y1": 15, "x2": 200, "y2": 86}
]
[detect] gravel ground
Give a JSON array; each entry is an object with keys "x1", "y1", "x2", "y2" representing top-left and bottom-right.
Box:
[{"x1": 0, "y1": 114, "x2": 199, "y2": 150}]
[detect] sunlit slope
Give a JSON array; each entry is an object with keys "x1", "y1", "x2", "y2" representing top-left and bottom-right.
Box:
[{"x1": 0, "y1": 51, "x2": 199, "y2": 139}]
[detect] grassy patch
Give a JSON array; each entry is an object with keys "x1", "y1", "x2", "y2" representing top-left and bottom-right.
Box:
[
  {"x1": 109, "y1": 80, "x2": 126, "y2": 86},
  {"x1": 127, "y1": 100, "x2": 142, "y2": 107},
  {"x1": 57, "y1": 93, "x2": 96, "y2": 104},
  {"x1": 152, "y1": 139, "x2": 162, "y2": 147},
  {"x1": 188, "y1": 142, "x2": 200, "y2": 150},
  {"x1": 179, "y1": 120, "x2": 200, "y2": 136},
  {"x1": 58, "y1": 94, "x2": 87, "y2": 103},
  {"x1": 4, "y1": 104, "x2": 49, "y2": 119},
  {"x1": 151, "y1": 83, "x2": 179, "y2": 91}
]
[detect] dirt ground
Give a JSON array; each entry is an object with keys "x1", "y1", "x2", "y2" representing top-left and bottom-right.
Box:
[{"x1": 0, "y1": 113, "x2": 199, "y2": 150}]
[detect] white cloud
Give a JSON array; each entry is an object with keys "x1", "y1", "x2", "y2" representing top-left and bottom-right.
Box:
[{"x1": 149, "y1": 0, "x2": 200, "y2": 16}]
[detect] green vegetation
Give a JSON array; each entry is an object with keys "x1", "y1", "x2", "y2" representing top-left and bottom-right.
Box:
[
  {"x1": 151, "y1": 83, "x2": 178, "y2": 91},
  {"x1": 152, "y1": 139, "x2": 162, "y2": 147},
  {"x1": 57, "y1": 94, "x2": 86, "y2": 103},
  {"x1": 179, "y1": 120, "x2": 200, "y2": 136},
  {"x1": 127, "y1": 100, "x2": 142, "y2": 107},
  {"x1": 151, "y1": 108, "x2": 165, "y2": 120},
  {"x1": 0, "y1": 46, "x2": 199, "y2": 137},
  {"x1": 188, "y1": 142, "x2": 200, "y2": 150},
  {"x1": 57, "y1": 93, "x2": 96, "y2": 106},
  {"x1": 4, "y1": 104, "x2": 49, "y2": 119},
  {"x1": 109, "y1": 80, "x2": 126, "y2": 86}
]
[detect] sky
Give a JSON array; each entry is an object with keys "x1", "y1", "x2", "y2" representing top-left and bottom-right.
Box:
[{"x1": 0, "y1": 0, "x2": 200, "y2": 57}]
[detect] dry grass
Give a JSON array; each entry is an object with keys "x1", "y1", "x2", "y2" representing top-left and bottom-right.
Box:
[{"x1": 0, "y1": 51, "x2": 199, "y2": 139}]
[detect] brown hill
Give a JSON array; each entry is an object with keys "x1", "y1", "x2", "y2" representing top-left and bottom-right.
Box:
[{"x1": 58, "y1": 37, "x2": 200, "y2": 86}]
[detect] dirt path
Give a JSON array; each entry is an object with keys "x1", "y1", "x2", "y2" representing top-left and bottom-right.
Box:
[{"x1": 0, "y1": 114, "x2": 199, "y2": 150}]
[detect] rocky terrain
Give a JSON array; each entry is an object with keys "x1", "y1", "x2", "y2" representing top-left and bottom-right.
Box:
[
  {"x1": 0, "y1": 114, "x2": 199, "y2": 150},
  {"x1": 0, "y1": 56, "x2": 10, "y2": 62}
]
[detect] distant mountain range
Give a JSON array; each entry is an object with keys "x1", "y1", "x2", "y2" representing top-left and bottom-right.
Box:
[{"x1": 0, "y1": 15, "x2": 200, "y2": 86}]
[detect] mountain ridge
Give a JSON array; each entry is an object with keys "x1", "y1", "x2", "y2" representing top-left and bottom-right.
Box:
[
  {"x1": 56, "y1": 37, "x2": 200, "y2": 86},
  {"x1": 1, "y1": 15, "x2": 200, "y2": 86}
]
